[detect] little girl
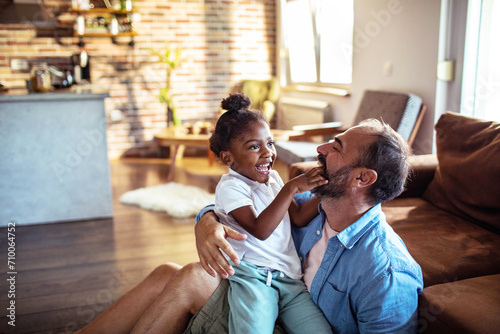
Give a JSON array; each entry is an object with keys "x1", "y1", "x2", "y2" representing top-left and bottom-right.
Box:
[{"x1": 209, "y1": 93, "x2": 332, "y2": 333}]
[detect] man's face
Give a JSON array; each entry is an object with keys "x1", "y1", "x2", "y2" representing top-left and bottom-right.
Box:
[
  {"x1": 311, "y1": 163, "x2": 352, "y2": 199},
  {"x1": 311, "y1": 126, "x2": 374, "y2": 199}
]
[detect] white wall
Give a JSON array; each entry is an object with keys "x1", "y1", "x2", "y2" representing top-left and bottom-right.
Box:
[{"x1": 280, "y1": 0, "x2": 442, "y2": 154}]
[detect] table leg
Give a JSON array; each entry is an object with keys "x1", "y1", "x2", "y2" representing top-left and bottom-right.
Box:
[
  {"x1": 208, "y1": 149, "x2": 215, "y2": 167},
  {"x1": 166, "y1": 144, "x2": 185, "y2": 182}
]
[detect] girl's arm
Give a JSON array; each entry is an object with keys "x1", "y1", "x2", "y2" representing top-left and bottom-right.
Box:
[
  {"x1": 230, "y1": 167, "x2": 327, "y2": 240},
  {"x1": 288, "y1": 196, "x2": 321, "y2": 227}
]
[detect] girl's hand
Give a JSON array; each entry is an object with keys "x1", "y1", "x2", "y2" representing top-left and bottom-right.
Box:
[
  {"x1": 195, "y1": 212, "x2": 247, "y2": 278},
  {"x1": 288, "y1": 167, "x2": 328, "y2": 193}
]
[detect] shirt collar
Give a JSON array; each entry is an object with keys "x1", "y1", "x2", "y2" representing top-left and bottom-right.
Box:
[
  {"x1": 227, "y1": 168, "x2": 277, "y2": 190},
  {"x1": 320, "y1": 203, "x2": 383, "y2": 249}
]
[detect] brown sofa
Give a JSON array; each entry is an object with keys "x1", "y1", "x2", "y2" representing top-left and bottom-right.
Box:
[{"x1": 288, "y1": 112, "x2": 500, "y2": 333}]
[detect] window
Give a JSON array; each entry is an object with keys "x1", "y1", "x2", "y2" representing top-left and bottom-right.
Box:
[
  {"x1": 281, "y1": 0, "x2": 354, "y2": 86},
  {"x1": 461, "y1": 0, "x2": 500, "y2": 122}
]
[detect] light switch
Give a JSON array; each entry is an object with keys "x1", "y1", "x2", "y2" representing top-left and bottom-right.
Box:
[
  {"x1": 383, "y1": 62, "x2": 392, "y2": 77},
  {"x1": 437, "y1": 60, "x2": 454, "y2": 81}
]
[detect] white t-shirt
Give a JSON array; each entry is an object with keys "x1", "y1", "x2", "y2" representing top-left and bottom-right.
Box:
[{"x1": 215, "y1": 168, "x2": 302, "y2": 279}]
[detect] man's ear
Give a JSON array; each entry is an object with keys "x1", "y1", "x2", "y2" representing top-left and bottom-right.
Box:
[
  {"x1": 220, "y1": 151, "x2": 233, "y2": 167},
  {"x1": 353, "y1": 169, "x2": 377, "y2": 188}
]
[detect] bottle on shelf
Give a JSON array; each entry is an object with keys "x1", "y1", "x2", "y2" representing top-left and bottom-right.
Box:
[
  {"x1": 122, "y1": 0, "x2": 133, "y2": 11},
  {"x1": 112, "y1": 0, "x2": 121, "y2": 11},
  {"x1": 109, "y1": 15, "x2": 119, "y2": 35},
  {"x1": 74, "y1": 15, "x2": 85, "y2": 35}
]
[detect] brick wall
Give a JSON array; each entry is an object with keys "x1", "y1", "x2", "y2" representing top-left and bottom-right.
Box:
[{"x1": 0, "y1": 0, "x2": 276, "y2": 158}]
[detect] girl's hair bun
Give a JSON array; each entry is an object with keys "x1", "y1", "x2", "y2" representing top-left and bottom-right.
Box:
[{"x1": 221, "y1": 93, "x2": 251, "y2": 112}]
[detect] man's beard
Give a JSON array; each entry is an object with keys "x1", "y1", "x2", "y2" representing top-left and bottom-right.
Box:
[{"x1": 312, "y1": 155, "x2": 353, "y2": 200}]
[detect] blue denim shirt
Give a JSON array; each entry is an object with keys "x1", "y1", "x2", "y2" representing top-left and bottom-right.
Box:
[{"x1": 197, "y1": 194, "x2": 423, "y2": 333}]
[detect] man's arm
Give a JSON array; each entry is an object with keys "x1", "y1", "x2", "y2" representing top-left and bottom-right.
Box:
[{"x1": 195, "y1": 206, "x2": 247, "y2": 278}]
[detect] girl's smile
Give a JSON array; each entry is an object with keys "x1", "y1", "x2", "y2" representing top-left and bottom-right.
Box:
[{"x1": 255, "y1": 162, "x2": 272, "y2": 175}]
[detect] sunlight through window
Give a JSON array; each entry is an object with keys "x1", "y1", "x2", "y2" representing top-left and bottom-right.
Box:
[
  {"x1": 282, "y1": 0, "x2": 353, "y2": 86},
  {"x1": 461, "y1": 0, "x2": 500, "y2": 122}
]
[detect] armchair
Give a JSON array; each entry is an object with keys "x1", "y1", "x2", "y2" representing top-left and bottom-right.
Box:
[
  {"x1": 274, "y1": 90, "x2": 427, "y2": 165},
  {"x1": 239, "y1": 77, "x2": 280, "y2": 128}
]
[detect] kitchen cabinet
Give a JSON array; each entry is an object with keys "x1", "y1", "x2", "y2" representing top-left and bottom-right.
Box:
[{"x1": 0, "y1": 87, "x2": 113, "y2": 226}]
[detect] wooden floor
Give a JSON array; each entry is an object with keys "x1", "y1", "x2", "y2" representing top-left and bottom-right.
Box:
[{"x1": 0, "y1": 156, "x2": 289, "y2": 334}]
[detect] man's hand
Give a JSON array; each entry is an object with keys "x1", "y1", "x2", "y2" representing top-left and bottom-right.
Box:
[{"x1": 195, "y1": 211, "x2": 247, "y2": 278}]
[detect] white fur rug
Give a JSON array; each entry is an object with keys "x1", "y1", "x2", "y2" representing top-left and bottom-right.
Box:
[{"x1": 119, "y1": 182, "x2": 215, "y2": 219}]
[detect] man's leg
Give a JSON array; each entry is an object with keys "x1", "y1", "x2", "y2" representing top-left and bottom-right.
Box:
[
  {"x1": 132, "y1": 262, "x2": 222, "y2": 334},
  {"x1": 76, "y1": 262, "x2": 182, "y2": 334}
]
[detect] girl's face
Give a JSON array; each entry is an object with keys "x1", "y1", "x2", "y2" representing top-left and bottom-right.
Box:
[{"x1": 222, "y1": 120, "x2": 276, "y2": 183}]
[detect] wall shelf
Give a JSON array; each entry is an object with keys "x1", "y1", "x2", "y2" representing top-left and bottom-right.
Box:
[
  {"x1": 72, "y1": 6, "x2": 138, "y2": 46},
  {"x1": 72, "y1": 8, "x2": 137, "y2": 14},
  {"x1": 74, "y1": 31, "x2": 138, "y2": 37}
]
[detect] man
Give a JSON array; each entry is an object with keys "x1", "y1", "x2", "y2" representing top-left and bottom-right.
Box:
[{"x1": 78, "y1": 119, "x2": 423, "y2": 333}]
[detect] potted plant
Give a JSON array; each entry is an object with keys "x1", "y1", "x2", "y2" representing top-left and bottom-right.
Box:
[{"x1": 149, "y1": 43, "x2": 185, "y2": 126}]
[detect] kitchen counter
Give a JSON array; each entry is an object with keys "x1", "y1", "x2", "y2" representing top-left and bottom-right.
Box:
[
  {"x1": 0, "y1": 86, "x2": 113, "y2": 226},
  {"x1": 0, "y1": 85, "x2": 109, "y2": 102}
]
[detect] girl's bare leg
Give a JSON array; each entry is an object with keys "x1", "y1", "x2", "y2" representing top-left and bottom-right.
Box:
[
  {"x1": 76, "y1": 262, "x2": 182, "y2": 334},
  {"x1": 131, "y1": 262, "x2": 222, "y2": 334}
]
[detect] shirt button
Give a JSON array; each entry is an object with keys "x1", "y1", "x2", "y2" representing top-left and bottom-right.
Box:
[
  {"x1": 299, "y1": 257, "x2": 303, "y2": 261},
  {"x1": 316, "y1": 230, "x2": 321, "y2": 235}
]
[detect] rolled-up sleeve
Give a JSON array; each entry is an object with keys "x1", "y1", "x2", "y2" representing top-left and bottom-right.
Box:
[{"x1": 195, "y1": 204, "x2": 216, "y2": 224}]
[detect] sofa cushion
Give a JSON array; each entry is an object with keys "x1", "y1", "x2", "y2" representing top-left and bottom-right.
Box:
[
  {"x1": 383, "y1": 198, "x2": 500, "y2": 287},
  {"x1": 423, "y1": 112, "x2": 500, "y2": 232},
  {"x1": 398, "y1": 154, "x2": 438, "y2": 198},
  {"x1": 418, "y1": 274, "x2": 500, "y2": 334},
  {"x1": 288, "y1": 161, "x2": 320, "y2": 179}
]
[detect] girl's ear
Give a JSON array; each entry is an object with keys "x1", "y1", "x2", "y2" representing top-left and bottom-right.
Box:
[{"x1": 220, "y1": 151, "x2": 233, "y2": 167}]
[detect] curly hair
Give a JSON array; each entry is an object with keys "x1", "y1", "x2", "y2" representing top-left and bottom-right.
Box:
[
  {"x1": 209, "y1": 93, "x2": 268, "y2": 157},
  {"x1": 354, "y1": 119, "x2": 412, "y2": 204}
]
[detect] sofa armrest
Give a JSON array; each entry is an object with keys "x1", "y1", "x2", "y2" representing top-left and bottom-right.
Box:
[
  {"x1": 288, "y1": 154, "x2": 438, "y2": 199},
  {"x1": 288, "y1": 161, "x2": 320, "y2": 180},
  {"x1": 398, "y1": 154, "x2": 438, "y2": 198}
]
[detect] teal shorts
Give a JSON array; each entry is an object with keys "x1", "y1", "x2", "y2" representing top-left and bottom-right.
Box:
[
  {"x1": 183, "y1": 279, "x2": 286, "y2": 334},
  {"x1": 184, "y1": 261, "x2": 332, "y2": 334}
]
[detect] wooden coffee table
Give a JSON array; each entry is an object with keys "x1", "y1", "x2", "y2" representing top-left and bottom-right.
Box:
[{"x1": 154, "y1": 127, "x2": 214, "y2": 182}]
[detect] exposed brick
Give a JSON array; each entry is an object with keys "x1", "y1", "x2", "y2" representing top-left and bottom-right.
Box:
[{"x1": 0, "y1": 0, "x2": 276, "y2": 157}]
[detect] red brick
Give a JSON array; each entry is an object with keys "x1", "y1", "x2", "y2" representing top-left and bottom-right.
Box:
[{"x1": 0, "y1": 0, "x2": 276, "y2": 157}]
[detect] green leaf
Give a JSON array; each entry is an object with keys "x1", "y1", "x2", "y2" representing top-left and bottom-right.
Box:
[{"x1": 149, "y1": 43, "x2": 184, "y2": 124}]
